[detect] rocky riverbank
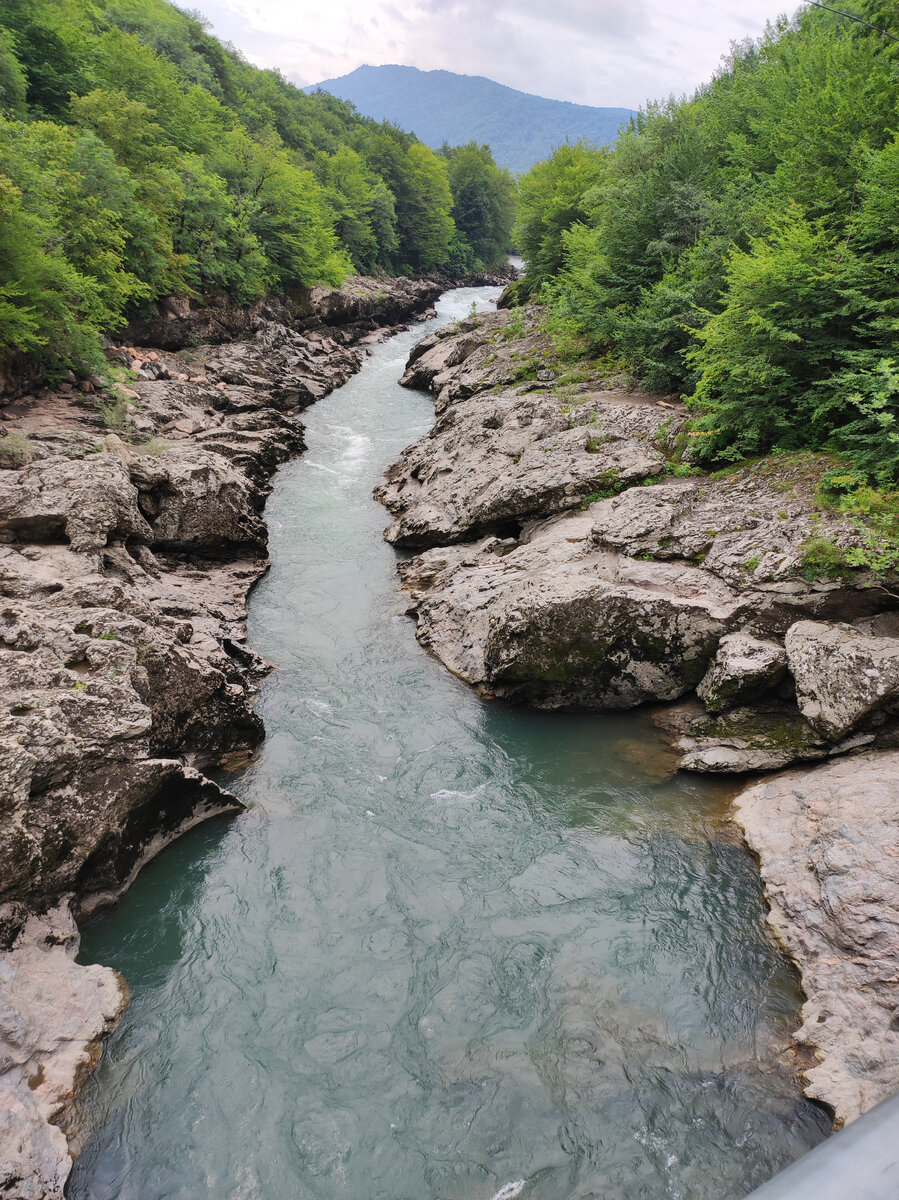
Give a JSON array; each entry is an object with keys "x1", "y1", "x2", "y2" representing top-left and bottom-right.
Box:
[
  {"x1": 0, "y1": 273, "x2": 442, "y2": 1197},
  {"x1": 378, "y1": 305, "x2": 899, "y2": 1125}
]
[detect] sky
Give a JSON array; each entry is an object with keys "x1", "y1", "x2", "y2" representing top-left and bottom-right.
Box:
[{"x1": 192, "y1": 0, "x2": 803, "y2": 110}]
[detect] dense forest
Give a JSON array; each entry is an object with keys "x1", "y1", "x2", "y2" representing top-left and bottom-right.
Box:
[
  {"x1": 513, "y1": 1, "x2": 899, "y2": 490},
  {"x1": 0, "y1": 0, "x2": 515, "y2": 376}
]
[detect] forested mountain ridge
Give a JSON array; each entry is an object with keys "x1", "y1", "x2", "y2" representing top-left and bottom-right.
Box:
[
  {"x1": 510, "y1": 0, "x2": 899, "y2": 560},
  {"x1": 306, "y1": 64, "x2": 634, "y2": 175},
  {"x1": 0, "y1": 0, "x2": 515, "y2": 383}
]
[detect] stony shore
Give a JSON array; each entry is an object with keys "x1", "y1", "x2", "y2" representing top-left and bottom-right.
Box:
[
  {"x1": 0, "y1": 273, "x2": 442, "y2": 1197},
  {"x1": 378, "y1": 305, "x2": 899, "y2": 1126}
]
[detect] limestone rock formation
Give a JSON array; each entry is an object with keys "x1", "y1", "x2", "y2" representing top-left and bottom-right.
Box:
[
  {"x1": 0, "y1": 904, "x2": 126, "y2": 1200},
  {"x1": 116, "y1": 274, "x2": 442, "y2": 353},
  {"x1": 734, "y1": 752, "x2": 899, "y2": 1125},
  {"x1": 381, "y1": 304, "x2": 899, "y2": 1138},
  {"x1": 0, "y1": 274, "x2": 441, "y2": 1195},
  {"x1": 399, "y1": 512, "x2": 739, "y2": 708},
  {"x1": 379, "y1": 309, "x2": 678, "y2": 548},
  {"x1": 696, "y1": 633, "x2": 788, "y2": 713},
  {"x1": 786, "y1": 620, "x2": 899, "y2": 739},
  {"x1": 382, "y1": 312, "x2": 895, "y2": 756}
]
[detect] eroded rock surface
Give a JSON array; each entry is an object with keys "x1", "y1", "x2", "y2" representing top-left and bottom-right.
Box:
[
  {"x1": 786, "y1": 620, "x2": 899, "y2": 739},
  {"x1": 734, "y1": 753, "x2": 899, "y2": 1125},
  {"x1": 378, "y1": 309, "x2": 678, "y2": 548},
  {"x1": 380, "y1": 304, "x2": 899, "y2": 1134},
  {"x1": 399, "y1": 512, "x2": 739, "y2": 708},
  {"x1": 0, "y1": 903, "x2": 126, "y2": 1200},
  {"x1": 382, "y1": 312, "x2": 897, "y2": 751},
  {"x1": 0, "y1": 273, "x2": 442, "y2": 1194},
  {"x1": 697, "y1": 633, "x2": 788, "y2": 713}
]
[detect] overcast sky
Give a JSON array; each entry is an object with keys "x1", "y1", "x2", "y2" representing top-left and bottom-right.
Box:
[{"x1": 195, "y1": 0, "x2": 803, "y2": 110}]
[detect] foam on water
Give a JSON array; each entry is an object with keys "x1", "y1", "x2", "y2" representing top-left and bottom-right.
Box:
[{"x1": 489, "y1": 1181, "x2": 527, "y2": 1200}]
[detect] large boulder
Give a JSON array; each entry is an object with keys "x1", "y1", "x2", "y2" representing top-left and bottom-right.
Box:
[
  {"x1": 0, "y1": 455, "x2": 152, "y2": 552},
  {"x1": 378, "y1": 385, "x2": 675, "y2": 549},
  {"x1": 400, "y1": 512, "x2": 740, "y2": 709},
  {"x1": 145, "y1": 446, "x2": 268, "y2": 554},
  {"x1": 734, "y1": 752, "x2": 899, "y2": 1125},
  {"x1": 786, "y1": 620, "x2": 899, "y2": 738},
  {"x1": 697, "y1": 632, "x2": 788, "y2": 712}
]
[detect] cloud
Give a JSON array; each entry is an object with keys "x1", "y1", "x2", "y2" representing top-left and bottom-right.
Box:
[{"x1": 197, "y1": 0, "x2": 798, "y2": 109}]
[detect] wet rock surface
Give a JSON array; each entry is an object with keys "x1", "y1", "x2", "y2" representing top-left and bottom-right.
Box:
[
  {"x1": 0, "y1": 274, "x2": 440, "y2": 1196},
  {"x1": 380, "y1": 307, "x2": 899, "y2": 1125},
  {"x1": 734, "y1": 752, "x2": 899, "y2": 1125}
]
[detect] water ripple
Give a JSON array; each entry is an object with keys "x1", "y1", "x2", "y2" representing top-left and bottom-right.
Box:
[{"x1": 68, "y1": 289, "x2": 829, "y2": 1200}]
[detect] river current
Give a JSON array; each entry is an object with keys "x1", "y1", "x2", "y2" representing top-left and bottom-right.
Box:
[{"x1": 68, "y1": 288, "x2": 829, "y2": 1200}]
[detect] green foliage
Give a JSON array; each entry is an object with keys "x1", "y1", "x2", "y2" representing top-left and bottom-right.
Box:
[
  {"x1": 515, "y1": 6, "x2": 899, "y2": 483},
  {"x1": 513, "y1": 141, "x2": 607, "y2": 293},
  {"x1": 440, "y1": 141, "x2": 516, "y2": 269},
  {"x1": 814, "y1": 467, "x2": 899, "y2": 575},
  {"x1": 799, "y1": 536, "x2": 852, "y2": 580},
  {"x1": 0, "y1": 0, "x2": 518, "y2": 380},
  {"x1": 579, "y1": 470, "x2": 625, "y2": 506},
  {"x1": 0, "y1": 29, "x2": 26, "y2": 117},
  {"x1": 0, "y1": 430, "x2": 33, "y2": 466},
  {"x1": 314, "y1": 144, "x2": 397, "y2": 274}
]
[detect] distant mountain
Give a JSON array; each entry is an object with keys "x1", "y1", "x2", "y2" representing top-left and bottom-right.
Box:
[{"x1": 304, "y1": 65, "x2": 634, "y2": 175}]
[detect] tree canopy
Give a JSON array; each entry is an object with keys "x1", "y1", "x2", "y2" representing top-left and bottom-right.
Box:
[
  {"x1": 514, "y1": 2, "x2": 899, "y2": 484},
  {"x1": 0, "y1": 0, "x2": 517, "y2": 377}
]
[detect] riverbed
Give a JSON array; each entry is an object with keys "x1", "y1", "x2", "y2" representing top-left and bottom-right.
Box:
[{"x1": 67, "y1": 288, "x2": 829, "y2": 1200}]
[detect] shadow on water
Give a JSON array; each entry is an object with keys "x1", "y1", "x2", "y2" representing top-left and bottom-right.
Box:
[{"x1": 68, "y1": 289, "x2": 830, "y2": 1200}]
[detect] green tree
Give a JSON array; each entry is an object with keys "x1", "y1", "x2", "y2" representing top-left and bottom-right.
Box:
[
  {"x1": 0, "y1": 29, "x2": 26, "y2": 117},
  {"x1": 315, "y1": 144, "x2": 397, "y2": 273},
  {"x1": 441, "y1": 141, "x2": 516, "y2": 269},
  {"x1": 514, "y1": 141, "x2": 608, "y2": 292}
]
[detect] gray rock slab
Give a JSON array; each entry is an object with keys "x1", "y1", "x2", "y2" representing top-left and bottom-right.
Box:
[
  {"x1": 0, "y1": 904, "x2": 126, "y2": 1200},
  {"x1": 786, "y1": 620, "x2": 899, "y2": 739},
  {"x1": 734, "y1": 752, "x2": 899, "y2": 1125},
  {"x1": 697, "y1": 632, "x2": 788, "y2": 713}
]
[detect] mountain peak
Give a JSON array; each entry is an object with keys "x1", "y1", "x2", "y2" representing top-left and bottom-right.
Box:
[{"x1": 304, "y1": 65, "x2": 634, "y2": 174}]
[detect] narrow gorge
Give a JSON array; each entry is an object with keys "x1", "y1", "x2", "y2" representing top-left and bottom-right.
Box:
[{"x1": 1, "y1": 283, "x2": 895, "y2": 1199}]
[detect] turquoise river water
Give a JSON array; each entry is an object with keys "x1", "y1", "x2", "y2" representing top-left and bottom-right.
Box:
[{"x1": 68, "y1": 288, "x2": 829, "y2": 1200}]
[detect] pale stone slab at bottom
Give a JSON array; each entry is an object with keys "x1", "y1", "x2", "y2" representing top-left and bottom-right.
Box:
[
  {"x1": 0, "y1": 903, "x2": 127, "y2": 1200},
  {"x1": 734, "y1": 751, "x2": 899, "y2": 1126}
]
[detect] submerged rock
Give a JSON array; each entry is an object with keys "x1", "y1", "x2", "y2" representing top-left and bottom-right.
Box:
[{"x1": 734, "y1": 752, "x2": 899, "y2": 1125}]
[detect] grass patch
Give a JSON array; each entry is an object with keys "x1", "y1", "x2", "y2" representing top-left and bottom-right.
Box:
[
  {"x1": 0, "y1": 431, "x2": 34, "y2": 467},
  {"x1": 137, "y1": 435, "x2": 169, "y2": 455},
  {"x1": 813, "y1": 468, "x2": 899, "y2": 577},
  {"x1": 580, "y1": 469, "x2": 626, "y2": 507}
]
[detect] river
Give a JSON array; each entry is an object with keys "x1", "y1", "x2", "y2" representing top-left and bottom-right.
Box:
[{"x1": 67, "y1": 287, "x2": 829, "y2": 1200}]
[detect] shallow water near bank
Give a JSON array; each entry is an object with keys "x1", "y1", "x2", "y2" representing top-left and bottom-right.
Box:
[{"x1": 68, "y1": 288, "x2": 829, "y2": 1200}]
